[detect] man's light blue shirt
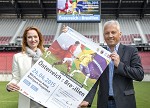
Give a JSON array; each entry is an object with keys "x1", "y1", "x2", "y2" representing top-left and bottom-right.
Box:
[{"x1": 107, "y1": 43, "x2": 119, "y2": 96}]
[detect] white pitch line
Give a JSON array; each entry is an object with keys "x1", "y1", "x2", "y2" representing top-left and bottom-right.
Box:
[{"x1": 0, "y1": 101, "x2": 18, "y2": 102}]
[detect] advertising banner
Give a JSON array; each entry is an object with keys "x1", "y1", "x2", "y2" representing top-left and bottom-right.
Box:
[{"x1": 57, "y1": 0, "x2": 101, "y2": 23}]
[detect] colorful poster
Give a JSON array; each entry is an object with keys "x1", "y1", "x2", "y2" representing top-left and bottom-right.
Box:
[{"x1": 18, "y1": 27, "x2": 111, "y2": 108}]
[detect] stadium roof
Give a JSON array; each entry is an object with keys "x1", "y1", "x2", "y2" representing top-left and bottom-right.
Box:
[{"x1": 0, "y1": 0, "x2": 150, "y2": 19}]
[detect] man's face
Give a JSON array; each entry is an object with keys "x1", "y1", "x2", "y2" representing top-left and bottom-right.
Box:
[{"x1": 103, "y1": 24, "x2": 122, "y2": 48}]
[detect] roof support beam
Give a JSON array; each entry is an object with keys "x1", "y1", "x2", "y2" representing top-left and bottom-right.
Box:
[
  {"x1": 39, "y1": 0, "x2": 46, "y2": 18},
  {"x1": 14, "y1": 0, "x2": 22, "y2": 18},
  {"x1": 140, "y1": 0, "x2": 148, "y2": 19},
  {"x1": 116, "y1": 0, "x2": 122, "y2": 19}
]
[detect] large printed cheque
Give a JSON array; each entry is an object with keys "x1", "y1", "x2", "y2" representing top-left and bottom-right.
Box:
[{"x1": 18, "y1": 27, "x2": 111, "y2": 108}]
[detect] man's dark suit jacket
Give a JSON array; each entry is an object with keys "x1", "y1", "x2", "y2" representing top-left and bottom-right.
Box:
[{"x1": 84, "y1": 44, "x2": 144, "y2": 108}]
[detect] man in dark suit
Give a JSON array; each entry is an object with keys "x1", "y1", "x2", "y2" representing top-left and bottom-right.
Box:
[{"x1": 79, "y1": 20, "x2": 144, "y2": 108}]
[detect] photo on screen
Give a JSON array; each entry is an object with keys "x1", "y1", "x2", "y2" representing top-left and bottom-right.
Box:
[{"x1": 57, "y1": 0, "x2": 101, "y2": 23}]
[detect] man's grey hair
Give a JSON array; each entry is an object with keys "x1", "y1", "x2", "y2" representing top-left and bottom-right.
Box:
[{"x1": 103, "y1": 20, "x2": 121, "y2": 32}]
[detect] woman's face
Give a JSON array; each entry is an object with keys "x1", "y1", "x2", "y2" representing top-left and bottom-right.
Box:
[{"x1": 26, "y1": 30, "x2": 40, "y2": 51}]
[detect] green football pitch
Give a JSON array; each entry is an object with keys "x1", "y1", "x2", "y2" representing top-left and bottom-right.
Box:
[{"x1": 0, "y1": 81, "x2": 150, "y2": 108}]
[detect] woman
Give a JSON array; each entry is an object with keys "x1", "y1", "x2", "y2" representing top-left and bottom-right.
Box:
[{"x1": 6, "y1": 26, "x2": 45, "y2": 108}]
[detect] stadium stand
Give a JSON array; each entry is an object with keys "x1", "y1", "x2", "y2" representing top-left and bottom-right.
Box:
[
  {"x1": 0, "y1": 18, "x2": 150, "y2": 80},
  {"x1": 0, "y1": 18, "x2": 149, "y2": 45}
]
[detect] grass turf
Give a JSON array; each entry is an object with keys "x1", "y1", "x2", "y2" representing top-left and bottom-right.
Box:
[{"x1": 0, "y1": 81, "x2": 149, "y2": 108}]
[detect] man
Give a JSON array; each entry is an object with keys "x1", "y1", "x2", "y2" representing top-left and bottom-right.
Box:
[{"x1": 79, "y1": 20, "x2": 144, "y2": 108}]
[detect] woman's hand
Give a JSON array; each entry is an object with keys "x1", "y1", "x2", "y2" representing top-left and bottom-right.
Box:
[
  {"x1": 7, "y1": 83, "x2": 20, "y2": 92},
  {"x1": 62, "y1": 25, "x2": 68, "y2": 33}
]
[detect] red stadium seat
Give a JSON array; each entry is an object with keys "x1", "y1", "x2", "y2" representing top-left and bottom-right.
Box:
[
  {"x1": 139, "y1": 52, "x2": 150, "y2": 74},
  {"x1": 0, "y1": 52, "x2": 16, "y2": 74},
  {"x1": 0, "y1": 36, "x2": 11, "y2": 45}
]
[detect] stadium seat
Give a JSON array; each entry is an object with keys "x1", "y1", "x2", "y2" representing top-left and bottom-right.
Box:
[
  {"x1": 145, "y1": 34, "x2": 150, "y2": 43},
  {"x1": 0, "y1": 52, "x2": 16, "y2": 74},
  {"x1": 139, "y1": 52, "x2": 150, "y2": 74}
]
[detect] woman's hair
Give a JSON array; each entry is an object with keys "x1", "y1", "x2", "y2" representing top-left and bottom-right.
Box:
[{"x1": 21, "y1": 26, "x2": 45, "y2": 53}]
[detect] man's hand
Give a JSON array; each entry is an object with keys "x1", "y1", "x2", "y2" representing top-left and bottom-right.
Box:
[
  {"x1": 78, "y1": 101, "x2": 89, "y2": 108},
  {"x1": 110, "y1": 51, "x2": 120, "y2": 67}
]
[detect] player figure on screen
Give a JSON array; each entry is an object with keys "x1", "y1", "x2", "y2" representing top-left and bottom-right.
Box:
[
  {"x1": 72, "y1": 0, "x2": 77, "y2": 15},
  {"x1": 58, "y1": 0, "x2": 73, "y2": 14},
  {"x1": 52, "y1": 41, "x2": 81, "y2": 73},
  {"x1": 65, "y1": 0, "x2": 73, "y2": 14},
  {"x1": 72, "y1": 0, "x2": 87, "y2": 15}
]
